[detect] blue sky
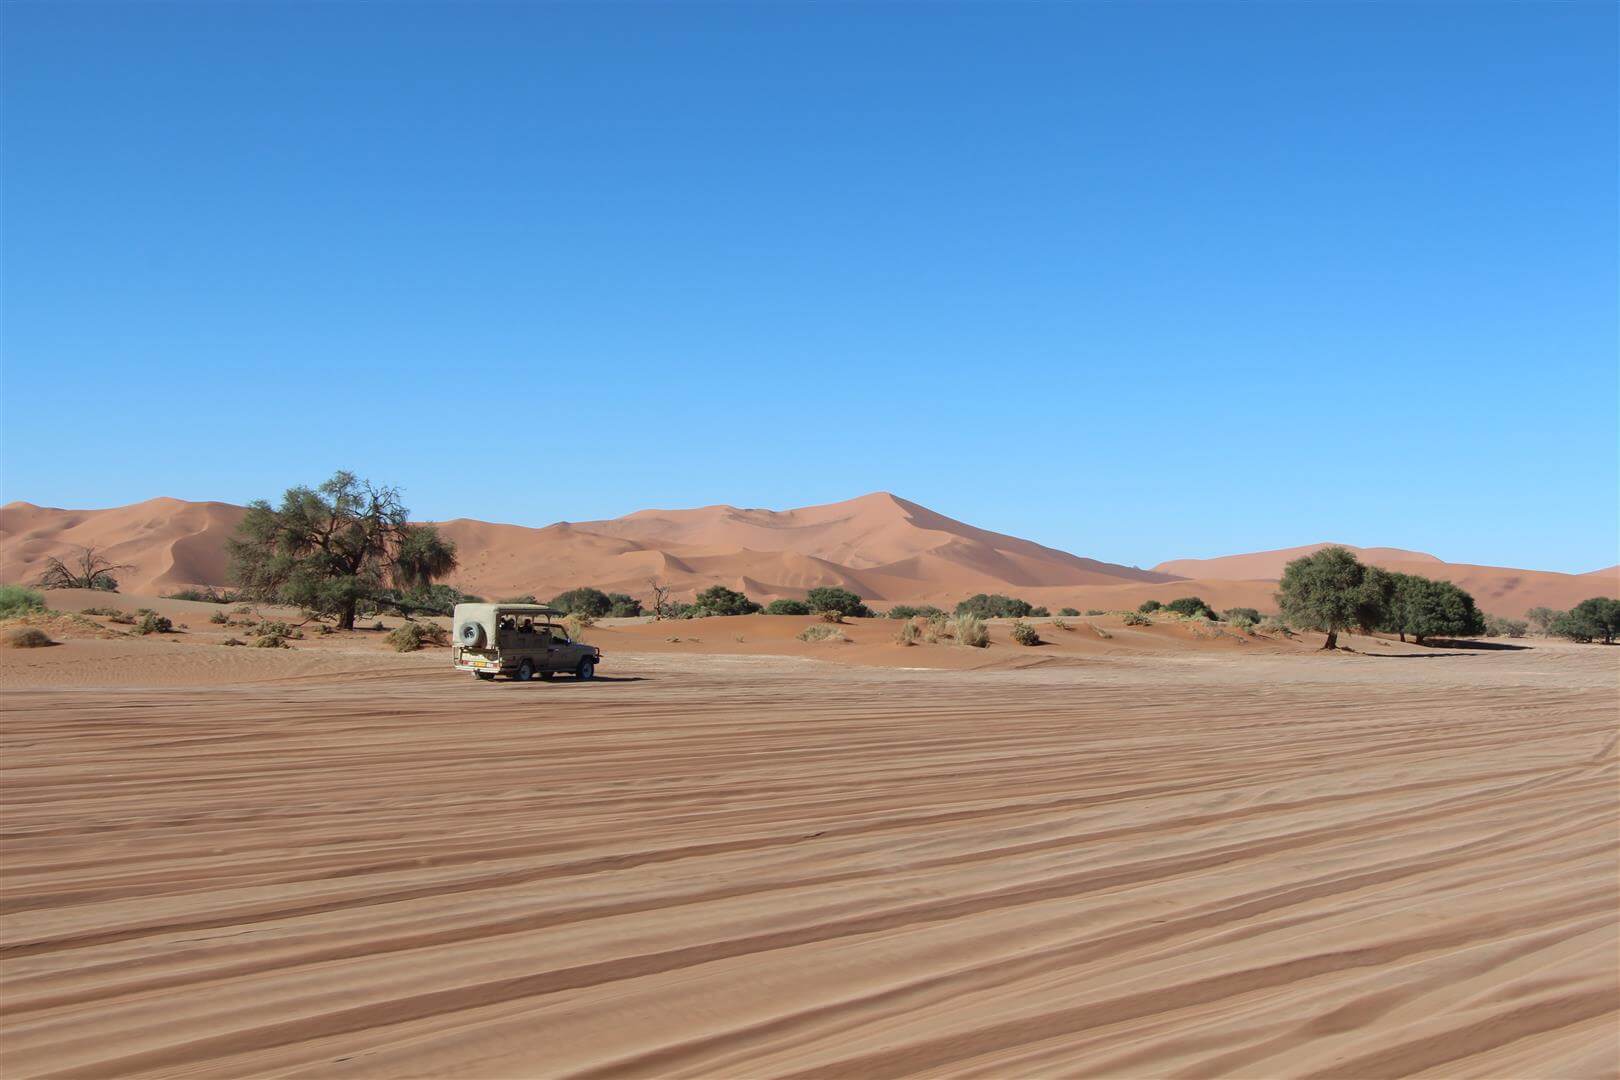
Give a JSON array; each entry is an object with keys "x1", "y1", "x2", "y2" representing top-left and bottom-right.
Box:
[{"x1": 3, "y1": 3, "x2": 1615, "y2": 572}]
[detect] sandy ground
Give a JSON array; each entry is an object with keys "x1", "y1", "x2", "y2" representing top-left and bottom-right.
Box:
[{"x1": 1, "y1": 607, "x2": 1617, "y2": 1077}]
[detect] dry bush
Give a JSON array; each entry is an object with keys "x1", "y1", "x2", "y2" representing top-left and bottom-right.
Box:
[
  {"x1": 210, "y1": 611, "x2": 230, "y2": 625},
  {"x1": 1051, "y1": 616, "x2": 1072, "y2": 632},
  {"x1": 1009, "y1": 620, "x2": 1041, "y2": 646},
  {"x1": 253, "y1": 634, "x2": 288, "y2": 648},
  {"x1": 816, "y1": 609, "x2": 845, "y2": 624},
  {"x1": 222, "y1": 637, "x2": 245, "y2": 647},
  {"x1": 1122, "y1": 611, "x2": 1152, "y2": 626},
  {"x1": 954, "y1": 613, "x2": 989, "y2": 648},
  {"x1": 1086, "y1": 621, "x2": 1113, "y2": 639},
  {"x1": 798, "y1": 624, "x2": 846, "y2": 643},
  {"x1": 5, "y1": 627, "x2": 55, "y2": 648},
  {"x1": 1258, "y1": 616, "x2": 1293, "y2": 636},
  {"x1": 386, "y1": 621, "x2": 449, "y2": 652},
  {"x1": 564, "y1": 612, "x2": 592, "y2": 641},
  {"x1": 134, "y1": 611, "x2": 174, "y2": 635},
  {"x1": 893, "y1": 620, "x2": 920, "y2": 646}
]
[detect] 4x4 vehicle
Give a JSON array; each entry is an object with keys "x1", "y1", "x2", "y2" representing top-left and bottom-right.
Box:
[{"x1": 452, "y1": 603, "x2": 601, "y2": 682}]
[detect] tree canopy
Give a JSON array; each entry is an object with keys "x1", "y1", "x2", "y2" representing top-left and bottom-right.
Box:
[
  {"x1": 806, "y1": 587, "x2": 872, "y2": 618},
  {"x1": 1276, "y1": 546, "x2": 1367, "y2": 650},
  {"x1": 687, "y1": 585, "x2": 762, "y2": 617},
  {"x1": 227, "y1": 471, "x2": 458, "y2": 629},
  {"x1": 954, "y1": 593, "x2": 1034, "y2": 619}
]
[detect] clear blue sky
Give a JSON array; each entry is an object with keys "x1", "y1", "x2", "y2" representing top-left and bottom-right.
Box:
[{"x1": 3, "y1": 3, "x2": 1615, "y2": 573}]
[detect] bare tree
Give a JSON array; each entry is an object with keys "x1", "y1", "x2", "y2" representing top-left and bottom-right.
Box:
[
  {"x1": 36, "y1": 546, "x2": 133, "y2": 592},
  {"x1": 646, "y1": 577, "x2": 676, "y2": 620}
]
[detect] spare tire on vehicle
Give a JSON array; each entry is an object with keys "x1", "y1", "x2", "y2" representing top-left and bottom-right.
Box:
[{"x1": 459, "y1": 621, "x2": 486, "y2": 647}]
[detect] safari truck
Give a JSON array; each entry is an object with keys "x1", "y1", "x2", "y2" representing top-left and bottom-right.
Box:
[{"x1": 452, "y1": 603, "x2": 601, "y2": 682}]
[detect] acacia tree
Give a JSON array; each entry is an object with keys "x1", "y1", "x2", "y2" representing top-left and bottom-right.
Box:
[
  {"x1": 1398, "y1": 576, "x2": 1486, "y2": 645},
  {"x1": 36, "y1": 546, "x2": 132, "y2": 592},
  {"x1": 227, "y1": 472, "x2": 457, "y2": 629},
  {"x1": 1276, "y1": 546, "x2": 1366, "y2": 650},
  {"x1": 1568, "y1": 597, "x2": 1620, "y2": 645}
]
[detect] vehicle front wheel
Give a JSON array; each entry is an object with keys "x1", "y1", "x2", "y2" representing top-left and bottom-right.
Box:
[
  {"x1": 517, "y1": 660, "x2": 535, "y2": 681},
  {"x1": 576, "y1": 658, "x2": 595, "y2": 681}
]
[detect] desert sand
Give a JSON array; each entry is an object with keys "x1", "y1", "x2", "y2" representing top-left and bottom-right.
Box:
[
  {"x1": 5, "y1": 495, "x2": 1613, "y2": 616},
  {"x1": 2, "y1": 596, "x2": 1616, "y2": 1078}
]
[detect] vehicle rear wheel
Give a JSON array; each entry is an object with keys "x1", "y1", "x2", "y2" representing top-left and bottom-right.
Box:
[
  {"x1": 517, "y1": 659, "x2": 535, "y2": 681},
  {"x1": 475, "y1": 672, "x2": 496, "y2": 681},
  {"x1": 576, "y1": 658, "x2": 595, "y2": 681}
]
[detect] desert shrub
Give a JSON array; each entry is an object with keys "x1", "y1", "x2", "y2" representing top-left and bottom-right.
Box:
[
  {"x1": 798, "y1": 624, "x2": 845, "y2": 643},
  {"x1": 386, "y1": 621, "x2": 449, "y2": 652},
  {"x1": 887, "y1": 604, "x2": 943, "y2": 620},
  {"x1": 1030, "y1": 606, "x2": 1050, "y2": 618},
  {"x1": 1258, "y1": 616, "x2": 1292, "y2": 636},
  {"x1": 955, "y1": 594, "x2": 1034, "y2": 619},
  {"x1": 893, "y1": 620, "x2": 919, "y2": 646},
  {"x1": 83, "y1": 606, "x2": 123, "y2": 617},
  {"x1": 1058, "y1": 607, "x2": 1080, "y2": 617},
  {"x1": 221, "y1": 637, "x2": 245, "y2": 647},
  {"x1": 107, "y1": 611, "x2": 136, "y2": 624},
  {"x1": 1122, "y1": 611, "x2": 1152, "y2": 626},
  {"x1": 1228, "y1": 613, "x2": 1258, "y2": 633},
  {"x1": 0, "y1": 585, "x2": 48, "y2": 618},
  {"x1": 922, "y1": 613, "x2": 950, "y2": 644},
  {"x1": 563, "y1": 612, "x2": 592, "y2": 640},
  {"x1": 765, "y1": 599, "x2": 812, "y2": 616},
  {"x1": 1051, "y1": 616, "x2": 1072, "y2": 631},
  {"x1": 1222, "y1": 607, "x2": 1262, "y2": 625},
  {"x1": 1165, "y1": 596, "x2": 1217, "y2": 619},
  {"x1": 1087, "y1": 621, "x2": 1113, "y2": 639},
  {"x1": 233, "y1": 604, "x2": 255, "y2": 614},
  {"x1": 163, "y1": 587, "x2": 241, "y2": 604},
  {"x1": 1138, "y1": 600, "x2": 1162, "y2": 613},
  {"x1": 209, "y1": 611, "x2": 230, "y2": 625},
  {"x1": 1483, "y1": 613, "x2": 1529, "y2": 638},
  {"x1": 5, "y1": 627, "x2": 54, "y2": 648},
  {"x1": 605, "y1": 593, "x2": 643, "y2": 618},
  {"x1": 549, "y1": 587, "x2": 613, "y2": 618},
  {"x1": 250, "y1": 620, "x2": 303, "y2": 640},
  {"x1": 805, "y1": 587, "x2": 872, "y2": 618},
  {"x1": 134, "y1": 611, "x2": 174, "y2": 635},
  {"x1": 954, "y1": 613, "x2": 989, "y2": 647},
  {"x1": 253, "y1": 633, "x2": 288, "y2": 648},
  {"x1": 817, "y1": 609, "x2": 845, "y2": 623},
  {"x1": 687, "y1": 585, "x2": 762, "y2": 617},
  {"x1": 1085, "y1": 609, "x2": 1106, "y2": 616},
  {"x1": 1009, "y1": 620, "x2": 1040, "y2": 646}
]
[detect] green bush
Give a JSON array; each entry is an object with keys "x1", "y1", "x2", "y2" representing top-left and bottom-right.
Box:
[
  {"x1": 798, "y1": 624, "x2": 845, "y2": 643},
  {"x1": 805, "y1": 587, "x2": 872, "y2": 618},
  {"x1": 1165, "y1": 596, "x2": 1217, "y2": 619},
  {"x1": 686, "y1": 585, "x2": 762, "y2": 617},
  {"x1": 134, "y1": 611, "x2": 174, "y2": 635},
  {"x1": 1122, "y1": 611, "x2": 1152, "y2": 626},
  {"x1": 887, "y1": 604, "x2": 943, "y2": 620},
  {"x1": 1138, "y1": 600, "x2": 1162, "y2": 613},
  {"x1": 954, "y1": 613, "x2": 989, "y2": 647},
  {"x1": 1029, "y1": 606, "x2": 1050, "y2": 618},
  {"x1": 5, "y1": 627, "x2": 55, "y2": 648},
  {"x1": 1222, "y1": 607, "x2": 1262, "y2": 624},
  {"x1": 765, "y1": 598, "x2": 812, "y2": 616},
  {"x1": 1228, "y1": 614, "x2": 1258, "y2": 632},
  {"x1": 1085, "y1": 609, "x2": 1105, "y2": 616},
  {"x1": 1058, "y1": 607, "x2": 1080, "y2": 617},
  {"x1": 386, "y1": 621, "x2": 449, "y2": 652},
  {"x1": 549, "y1": 587, "x2": 613, "y2": 618},
  {"x1": 209, "y1": 611, "x2": 230, "y2": 625},
  {"x1": 0, "y1": 585, "x2": 47, "y2": 619},
  {"x1": 955, "y1": 594, "x2": 1034, "y2": 619},
  {"x1": 1569, "y1": 597, "x2": 1620, "y2": 645},
  {"x1": 250, "y1": 620, "x2": 303, "y2": 640},
  {"x1": 253, "y1": 633, "x2": 288, "y2": 648},
  {"x1": 1009, "y1": 620, "x2": 1040, "y2": 646},
  {"x1": 605, "y1": 593, "x2": 643, "y2": 618}
]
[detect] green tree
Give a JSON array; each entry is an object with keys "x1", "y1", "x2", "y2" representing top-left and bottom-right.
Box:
[
  {"x1": 227, "y1": 471, "x2": 457, "y2": 630},
  {"x1": 689, "y1": 585, "x2": 762, "y2": 616},
  {"x1": 1222, "y1": 607, "x2": 1262, "y2": 624},
  {"x1": 1138, "y1": 600, "x2": 1162, "y2": 613},
  {"x1": 550, "y1": 587, "x2": 613, "y2": 618},
  {"x1": 1569, "y1": 596, "x2": 1620, "y2": 645},
  {"x1": 955, "y1": 593, "x2": 1034, "y2": 619},
  {"x1": 1164, "y1": 596, "x2": 1216, "y2": 619},
  {"x1": 765, "y1": 598, "x2": 812, "y2": 615},
  {"x1": 1353, "y1": 567, "x2": 1396, "y2": 635},
  {"x1": 1276, "y1": 546, "x2": 1366, "y2": 650},
  {"x1": 1399, "y1": 576, "x2": 1487, "y2": 645},
  {"x1": 605, "y1": 593, "x2": 643, "y2": 618},
  {"x1": 806, "y1": 587, "x2": 872, "y2": 618}
]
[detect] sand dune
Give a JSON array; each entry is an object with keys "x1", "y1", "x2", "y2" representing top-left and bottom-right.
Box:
[
  {"x1": 2, "y1": 623, "x2": 1615, "y2": 1077},
  {"x1": 3, "y1": 495, "x2": 1614, "y2": 617}
]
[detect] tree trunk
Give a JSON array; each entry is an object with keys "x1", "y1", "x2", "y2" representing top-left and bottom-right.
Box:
[
  {"x1": 1322, "y1": 630, "x2": 1338, "y2": 650},
  {"x1": 339, "y1": 598, "x2": 357, "y2": 631},
  {"x1": 1414, "y1": 634, "x2": 1426, "y2": 646},
  {"x1": 1399, "y1": 631, "x2": 1406, "y2": 642}
]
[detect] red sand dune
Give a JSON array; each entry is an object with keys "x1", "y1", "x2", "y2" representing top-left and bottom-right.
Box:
[{"x1": 2, "y1": 494, "x2": 1614, "y2": 617}]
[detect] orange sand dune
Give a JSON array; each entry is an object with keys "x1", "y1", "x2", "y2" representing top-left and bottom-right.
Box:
[{"x1": 3, "y1": 495, "x2": 1613, "y2": 617}]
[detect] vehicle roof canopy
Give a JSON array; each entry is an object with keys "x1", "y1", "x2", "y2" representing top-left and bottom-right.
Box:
[{"x1": 453, "y1": 602, "x2": 563, "y2": 622}]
